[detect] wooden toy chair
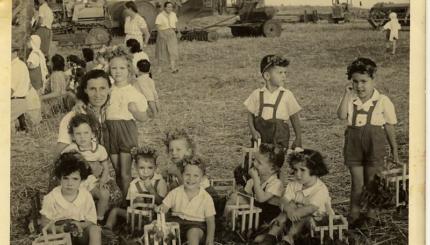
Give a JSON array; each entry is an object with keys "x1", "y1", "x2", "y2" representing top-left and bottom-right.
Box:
[
  {"x1": 241, "y1": 138, "x2": 261, "y2": 171},
  {"x1": 126, "y1": 193, "x2": 155, "y2": 232},
  {"x1": 209, "y1": 178, "x2": 236, "y2": 197},
  {"x1": 143, "y1": 213, "x2": 181, "y2": 245},
  {"x1": 32, "y1": 219, "x2": 72, "y2": 245},
  {"x1": 225, "y1": 191, "x2": 262, "y2": 233},
  {"x1": 310, "y1": 203, "x2": 348, "y2": 244},
  {"x1": 380, "y1": 162, "x2": 409, "y2": 207}
]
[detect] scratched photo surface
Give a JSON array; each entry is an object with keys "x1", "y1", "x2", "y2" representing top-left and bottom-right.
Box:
[{"x1": 10, "y1": 0, "x2": 413, "y2": 244}]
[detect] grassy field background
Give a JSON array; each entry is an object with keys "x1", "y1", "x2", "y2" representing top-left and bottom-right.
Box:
[{"x1": 11, "y1": 21, "x2": 409, "y2": 244}]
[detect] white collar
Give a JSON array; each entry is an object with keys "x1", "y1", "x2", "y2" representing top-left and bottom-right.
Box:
[
  {"x1": 52, "y1": 186, "x2": 86, "y2": 207},
  {"x1": 260, "y1": 86, "x2": 286, "y2": 93},
  {"x1": 352, "y1": 89, "x2": 380, "y2": 106},
  {"x1": 302, "y1": 178, "x2": 323, "y2": 197}
]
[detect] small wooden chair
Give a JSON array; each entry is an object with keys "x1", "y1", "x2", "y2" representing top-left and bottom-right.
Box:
[
  {"x1": 226, "y1": 191, "x2": 262, "y2": 233},
  {"x1": 310, "y1": 203, "x2": 348, "y2": 244},
  {"x1": 210, "y1": 178, "x2": 236, "y2": 197},
  {"x1": 143, "y1": 213, "x2": 181, "y2": 245},
  {"x1": 126, "y1": 193, "x2": 155, "y2": 232},
  {"x1": 32, "y1": 219, "x2": 72, "y2": 245},
  {"x1": 241, "y1": 139, "x2": 261, "y2": 171},
  {"x1": 379, "y1": 162, "x2": 409, "y2": 207}
]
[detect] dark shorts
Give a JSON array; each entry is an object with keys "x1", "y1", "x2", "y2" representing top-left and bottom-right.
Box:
[
  {"x1": 344, "y1": 125, "x2": 386, "y2": 167},
  {"x1": 167, "y1": 216, "x2": 206, "y2": 240},
  {"x1": 104, "y1": 120, "x2": 138, "y2": 154},
  {"x1": 254, "y1": 117, "x2": 290, "y2": 149}
]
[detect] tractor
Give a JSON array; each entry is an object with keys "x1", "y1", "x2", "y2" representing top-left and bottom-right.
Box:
[
  {"x1": 330, "y1": 0, "x2": 353, "y2": 23},
  {"x1": 367, "y1": 2, "x2": 410, "y2": 29}
]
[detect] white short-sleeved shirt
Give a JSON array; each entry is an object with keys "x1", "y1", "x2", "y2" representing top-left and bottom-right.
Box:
[
  {"x1": 134, "y1": 74, "x2": 159, "y2": 102},
  {"x1": 127, "y1": 173, "x2": 163, "y2": 200},
  {"x1": 11, "y1": 57, "x2": 31, "y2": 97},
  {"x1": 106, "y1": 84, "x2": 148, "y2": 120},
  {"x1": 61, "y1": 142, "x2": 108, "y2": 163},
  {"x1": 343, "y1": 89, "x2": 397, "y2": 126},
  {"x1": 124, "y1": 15, "x2": 148, "y2": 35},
  {"x1": 283, "y1": 179, "x2": 331, "y2": 217},
  {"x1": 133, "y1": 51, "x2": 150, "y2": 73},
  {"x1": 163, "y1": 186, "x2": 216, "y2": 222},
  {"x1": 155, "y1": 11, "x2": 178, "y2": 30},
  {"x1": 38, "y1": 3, "x2": 54, "y2": 29},
  {"x1": 383, "y1": 19, "x2": 401, "y2": 41},
  {"x1": 244, "y1": 86, "x2": 301, "y2": 121},
  {"x1": 244, "y1": 174, "x2": 284, "y2": 205},
  {"x1": 40, "y1": 186, "x2": 97, "y2": 224}
]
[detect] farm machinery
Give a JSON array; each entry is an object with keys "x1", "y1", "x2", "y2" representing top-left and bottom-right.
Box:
[
  {"x1": 330, "y1": 0, "x2": 353, "y2": 23},
  {"x1": 367, "y1": 2, "x2": 410, "y2": 29}
]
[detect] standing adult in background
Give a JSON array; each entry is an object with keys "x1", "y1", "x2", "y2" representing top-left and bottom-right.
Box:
[
  {"x1": 34, "y1": 0, "x2": 54, "y2": 58},
  {"x1": 11, "y1": 42, "x2": 31, "y2": 132},
  {"x1": 124, "y1": 1, "x2": 151, "y2": 49},
  {"x1": 155, "y1": 1, "x2": 179, "y2": 73},
  {"x1": 27, "y1": 35, "x2": 49, "y2": 94}
]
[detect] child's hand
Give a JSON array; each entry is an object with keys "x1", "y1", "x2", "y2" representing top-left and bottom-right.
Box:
[
  {"x1": 248, "y1": 168, "x2": 259, "y2": 182},
  {"x1": 251, "y1": 129, "x2": 261, "y2": 141},
  {"x1": 344, "y1": 84, "x2": 355, "y2": 96}
]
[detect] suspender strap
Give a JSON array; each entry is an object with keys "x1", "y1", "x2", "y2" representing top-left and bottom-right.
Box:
[
  {"x1": 351, "y1": 100, "x2": 379, "y2": 126},
  {"x1": 272, "y1": 91, "x2": 285, "y2": 119},
  {"x1": 135, "y1": 181, "x2": 146, "y2": 194},
  {"x1": 366, "y1": 100, "x2": 378, "y2": 124},
  {"x1": 258, "y1": 91, "x2": 264, "y2": 117},
  {"x1": 351, "y1": 104, "x2": 358, "y2": 126}
]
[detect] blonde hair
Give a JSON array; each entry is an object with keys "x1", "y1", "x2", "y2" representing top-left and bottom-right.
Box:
[{"x1": 105, "y1": 45, "x2": 135, "y2": 77}]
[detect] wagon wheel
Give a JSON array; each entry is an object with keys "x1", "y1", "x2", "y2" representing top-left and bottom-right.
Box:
[
  {"x1": 262, "y1": 20, "x2": 282, "y2": 37},
  {"x1": 85, "y1": 27, "x2": 111, "y2": 46},
  {"x1": 207, "y1": 31, "x2": 219, "y2": 42}
]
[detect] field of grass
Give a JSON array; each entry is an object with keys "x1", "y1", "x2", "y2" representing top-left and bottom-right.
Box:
[{"x1": 10, "y1": 21, "x2": 409, "y2": 244}]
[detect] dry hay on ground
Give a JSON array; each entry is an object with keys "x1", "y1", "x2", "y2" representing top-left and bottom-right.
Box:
[{"x1": 11, "y1": 21, "x2": 409, "y2": 245}]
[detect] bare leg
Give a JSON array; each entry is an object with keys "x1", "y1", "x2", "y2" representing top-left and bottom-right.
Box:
[
  {"x1": 392, "y1": 40, "x2": 397, "y2": 54},
  {"x1": 110, "y1": 154, "x2": 121, "y2": 191},
  {"x1": 223, "y1": 192, "x2": 249, "y2": 218},
  {"x1": 186, "y1": 228, "x2": 204, "y2": 245},
  {"x1": 120, "y1": 152, "x2": 132, "y2": 196},
  {"x1": 104, "y1": 208, "x2": 127, "y2": 230},
  {"x1": 349, "y1": 166, "x2": 364, "y2": 220},
  {"x1": 364, "y1": 165, "x2": 381, "y2": 218},
  {"x1": 87, "y1": 224, "x2": 102, "y2": 245},
  {"x1": 92, "y1": 187, "x2": 110, "y2": 221}
]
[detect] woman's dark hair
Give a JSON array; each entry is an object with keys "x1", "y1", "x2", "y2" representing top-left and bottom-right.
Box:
[
  {"x1": 125, "y1": 1, "x2": 138, "y2": 13},
  {"x1": 126, "y1": 38, "x2": 142, "y2": 54},
  {"x1": 82, "y1": 48, "x2": 95, "y2": 62},
  {"x1": 164, "y1": 1, "x2": 173, "y2": 8},
  {"x1": 287, "y1": 149, "x2": 329, "y2": 177},
  {"x1": 131, "y1": 146, "x2": 158, "y2": 165},
  {"x1": 346, "y1": 57, "x2": 377, "y2": 80},
  {"x1": 259, "y1": 143, "x2": 285, "y2": 172},
  {"x1": 68, "y1": 113, "x2": 99, "y2": 136},
  {"x1": 178, "y1": 156, "x2": 206, "y2": 175},
  {"x1": 54, "y1": 152, "x2": 91, "y2": 180},
  {"x1": 51, "y1": 54, "x2": 65, "y2": 72},
  {"x1": 137, "y1": 59, "x2": 150, "y2": 73},
  {"x1": 76, "y1": 69, "x2": 111, "y2": 105},
  {"x1": 67, "y1": 55, "x2": 83, "y2": 67},
  {"x1": 163, "y1": 128, "x2": 195, "y2": 155}
]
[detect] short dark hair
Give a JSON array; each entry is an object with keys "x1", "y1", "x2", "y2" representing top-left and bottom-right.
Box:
[
  {"x1": 125, "y1": 1, "x2": 138, "y2": 13},
  {"x1": 179, "y1": 156, "x2": 206, "y2": 175},
  {"x1": 259, "y1": 143, "x2": 285, "y2": 172},
  {"x1": 68, "y1": 113, "x2": 99, "y2": 136},
  {"x1": 346, "y1": 57, "x2": 377, "y2": 80},
  {"x1": 51, "y1": 54, "x2": 65, "y2": 72},
  {"x1": 287, "y1": 149, "x2": 329, "y2": 177},
  {"x1": 126, "y1": 38, "x2": 142, "y2": 53},
  {"x1": 137, "y1": 59, "x2": 151, "y2": 73},
  {"x1": 131, "y1": 146, "x2": 158, "y2": 165},
  {"x1": 54, "y1": 152, "x2": 91, "y2": 180},
  {"x1": 82, "y1": 48, "x2": 95, "y2": 62},
  {"x1": 260, "y1": 54, "x2": 289, "y2": 74},
  {"x1": 76, "y1": 69, "x2": 111, "y2": 105},
  {"x1": 164, "y1": 1, "x2": 173, "y2": 8},
  {"x1": 67, "y1": 55, "x2": 82, "y2": 67}
]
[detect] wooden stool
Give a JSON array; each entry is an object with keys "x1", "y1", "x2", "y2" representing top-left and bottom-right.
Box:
[
  {"x1": 143, "y1": 213, "x2": 181, "y2": 245},
  {"x1": 226, "y1": 192, "x2": 262, "y2": 232},
  {"x1": 241, "y1": 139, "x2": 261, "y2": 171},
  {"x1": 126, "y1": 193, "x2": 155, "y2": 232},
  {"x1": 380, "y1": 163, "x2": 409, "y2": 207},
  {"x1": 310, "y1": 203, "x2": 348, "y2": 244},
  {"x1": 32, "y1": 219, "x2": 72, "y2": 245}
]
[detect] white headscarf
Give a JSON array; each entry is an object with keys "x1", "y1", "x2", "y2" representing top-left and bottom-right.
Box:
[{"x1": 27, "y1": 35, "x2": 49, "y2": 87}]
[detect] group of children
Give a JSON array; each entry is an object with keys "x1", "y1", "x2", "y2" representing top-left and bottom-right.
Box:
[{"x1": 37, "y1": 33, "x2": 399, "y2": 244}]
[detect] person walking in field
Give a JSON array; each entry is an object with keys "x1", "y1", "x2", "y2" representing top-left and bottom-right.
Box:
[
  {"x1": 382, "y1": 12, "x2": 401, "y2": 55},
  {"x1": 155, "y1": 1, "x2": 179, "y2": 73},
  {"x1": 123, "y1": 1, "x2": 151, "y2": 48},
  {"x1": 337, "y1": 57, "x2": 399, "y2": 228},
  {"x1": 34, "y1": 0, "x2": 54, "y2": 58}
]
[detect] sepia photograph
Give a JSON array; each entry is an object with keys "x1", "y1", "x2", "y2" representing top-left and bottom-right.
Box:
[{"x1": 8, "y1": 0, "x2": 424, "y2": 244}]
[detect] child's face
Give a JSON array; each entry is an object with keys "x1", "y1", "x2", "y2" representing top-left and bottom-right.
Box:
[
  {"x1": 253, "y1": 152, "x2": 275, "y2": 176},
  {"x1": 291, "y1": 161, "x2": 315, "y2": 186},
  {"x1": 265, "y1": 66, "x2": 287, "y2": 87},
  {"x1": 60, "y1": 171, "x2": 82, "y2": 194},
  {"x1": 168, "y1": 139, "x2": 192, "y2": 163},
  {"x1": 72, "y1": 123, "x2": 94, "y2": 148},
  {"x1": 351, "y1": 72, "x2": 375, "y2": 101},
  {"x1": 182, "y1": 164, "x2": 203, "y2": 190},
  {"x1": 136, "y1": 158, "x2": 156, "y2": 180},
  {"x1": 110, "y1": 57, "x2": 129, "y2": 83}
]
